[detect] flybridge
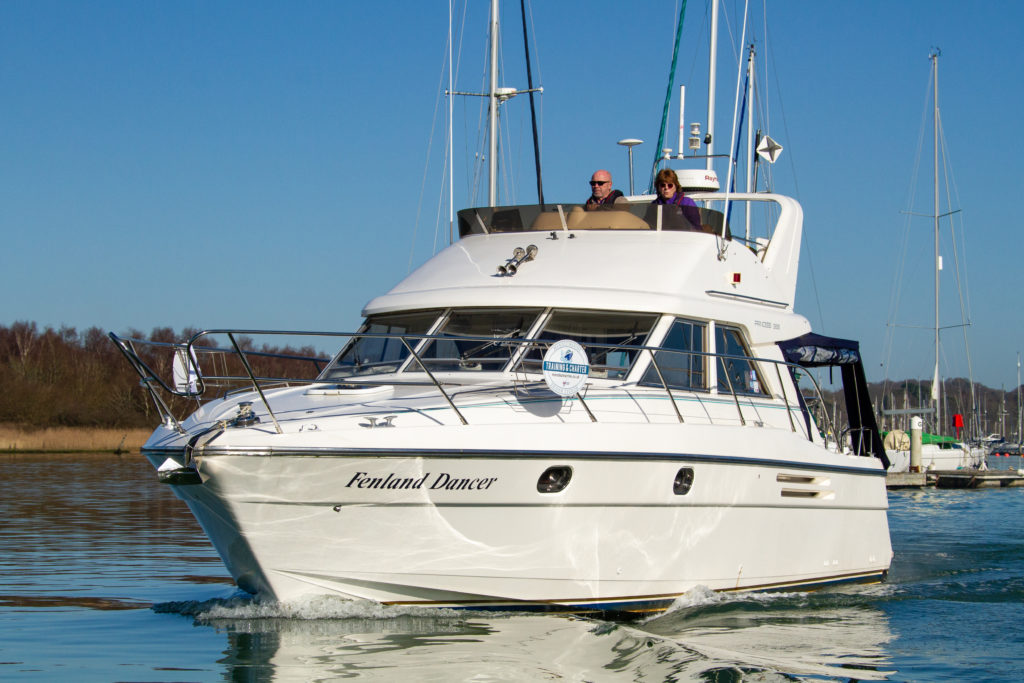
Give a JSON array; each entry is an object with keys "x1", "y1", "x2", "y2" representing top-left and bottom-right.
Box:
[
  {"x1": 456, "y1": 200, "x2": 733, "y2": 238},
  {"x1": 453, "y1": 192, "x2": 801, "y2": 264}
]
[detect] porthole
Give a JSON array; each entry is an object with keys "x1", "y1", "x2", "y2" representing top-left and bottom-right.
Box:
[
  {"x1": 537, "y1": 466, "x2": 573, "y2": 493},
  {"x1": 673, "y1": 467, "x2": 695, "y2": 495}
]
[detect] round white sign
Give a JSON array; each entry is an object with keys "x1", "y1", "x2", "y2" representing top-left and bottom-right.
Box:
[{"x1": 542, "y1": 340, "x2": 590, "y2": 397}]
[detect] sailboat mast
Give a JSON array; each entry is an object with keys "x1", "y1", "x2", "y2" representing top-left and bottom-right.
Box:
[
  {"x1": 488, "y1": 0, "x2": 499, "y2": 207},
  {"x1": 932, "y1": 51, "x2": 942, "y2": 435}
]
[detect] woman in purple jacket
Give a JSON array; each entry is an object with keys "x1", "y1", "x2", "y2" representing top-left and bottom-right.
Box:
[{"x1": 650, "y1": 168, "x2": 702, "y2": 229}]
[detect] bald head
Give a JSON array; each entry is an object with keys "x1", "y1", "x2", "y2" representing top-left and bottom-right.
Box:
[{"x1": 589, "y1": 170, "x2": 613, "y2": 200}]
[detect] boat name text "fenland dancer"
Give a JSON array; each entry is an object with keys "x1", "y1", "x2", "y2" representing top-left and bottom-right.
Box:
[{"x1": 345, "y1": 471, "x2": 498, "y2": 491}]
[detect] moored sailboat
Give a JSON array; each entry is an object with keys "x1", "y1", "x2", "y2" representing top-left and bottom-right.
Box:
[{"x1": 882, "y1": 51, "x2": 984, "y2": 473}]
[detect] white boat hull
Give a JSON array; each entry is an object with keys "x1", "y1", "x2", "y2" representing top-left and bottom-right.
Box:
[
  {"x1": 147, "y1": 423, "x2": 891, "y2": 611},
  {"x1": 885, "y1": 442, "x2": 984, "y2": 473}
]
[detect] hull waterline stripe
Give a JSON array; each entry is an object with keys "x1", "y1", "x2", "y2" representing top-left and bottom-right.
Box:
[
  {"x1": 143, "y1": 446, "x2": 886, "y2": 477},
  {"x1": 261, "y1": 500, "x2": 889, "y2": 511}
]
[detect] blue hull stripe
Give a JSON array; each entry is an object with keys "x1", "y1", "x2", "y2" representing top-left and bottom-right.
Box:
[{"x1": 144, "y1": 446, "x2": 886, "y2": 477}]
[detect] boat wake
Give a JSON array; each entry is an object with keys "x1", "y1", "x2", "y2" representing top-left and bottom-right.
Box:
[
  {"x1": 640, "y1": 584, "x2": 818, "y2": 625},
  {"x1": 156, "y1": 592, "x2": 466, "y2": 621}
]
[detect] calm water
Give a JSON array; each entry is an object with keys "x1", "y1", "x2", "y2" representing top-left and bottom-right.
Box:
[{"x1": 2, "y1": 454, "x2": 1022, "y2": 682}]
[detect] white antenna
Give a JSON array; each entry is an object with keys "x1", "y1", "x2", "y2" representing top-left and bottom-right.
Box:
[
  {"x1": 617, "y1": 139, "x2": 643, "y2": 195},
  {"x1": 677, "y1": 85, "x2": 685, "y2": 157},
  {"x1": 488, "y1": 0, "x2": 499, "y2": 207},
  {"x1": 719, "y1": 0, "x2": 749, "y2": 255},
  {"x1": 744, "y1": 45, "x2": 754, "y2": 241},
  {"x1": 705, "y1": 0, "x2": 718, "y2": 172}
]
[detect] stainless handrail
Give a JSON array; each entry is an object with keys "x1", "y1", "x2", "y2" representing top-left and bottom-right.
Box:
[
  {"x1": 109, "y1": 329, "x2": 840, "y2": 444},
  {"x1": 774, "y1": 363, "x2": 800, "y2": 436},
  {"x1": 226, "y1": 332, "x2": 283, "y2": 435},
  {"x1": 400, "y1": 336, "x2": 468, "y2": 426},
  {"x1": 646, "y1": 349, "x2": 684, "y2": 424},
  {"x1": 717, "y1": 355, "x2": 747, "y2": 426},
  {"x1": 109, "y1": 333, "x2": 184, "y2": 433}
]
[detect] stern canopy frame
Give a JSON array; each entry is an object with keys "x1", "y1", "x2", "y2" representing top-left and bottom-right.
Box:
[{"x1": 778, "y1": 332, "x2": 889, "y2": 468}]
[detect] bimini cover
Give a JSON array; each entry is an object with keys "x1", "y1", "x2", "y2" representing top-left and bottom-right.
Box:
[
  {"x1": 777, "y1": 332, "x2": 861, "y2": 367},
  {"x1": 777, "y1": 332, "x2": 888, "y2": 468}
]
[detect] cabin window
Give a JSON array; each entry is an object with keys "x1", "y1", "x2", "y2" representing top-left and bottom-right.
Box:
[
  {"x1": 407, "y1": 308, "x2": 544, "y2": 372},
  {"x1": 320, "y1": 310, "x2": 441, "y2": 380},
  {"x1": 516, "y1": 309, "x2": 659, "y2": 380},
  {"x1": 715, "y1": 325, "x2": 768, "y2": 396},
  {"x1": 640, "y1": 318, "x2": 707, "y2": 390}
]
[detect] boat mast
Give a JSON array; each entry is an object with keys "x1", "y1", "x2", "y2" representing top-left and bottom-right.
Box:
[
  {"x1": 488, "y1": 0, "x2": 499, "y2": 207},
  {"x1": 448, "y1": 0, "x2": 538, "y2": 208},
  {"x1": 931, "y1": 50, "x2": 942, "y2": 435}
]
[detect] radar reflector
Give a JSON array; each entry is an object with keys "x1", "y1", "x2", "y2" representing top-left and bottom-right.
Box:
[{"x1": 756, "y1": 135, "x2": 783, "y2": 164}]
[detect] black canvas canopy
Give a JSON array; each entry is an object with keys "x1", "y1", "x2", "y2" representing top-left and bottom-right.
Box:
[
  {"x1": 778, "y1": 333, "x2": 889, "y2": 468},
  {"x1": 777, "y1": 332, "x2": 861, "y2": 367}
]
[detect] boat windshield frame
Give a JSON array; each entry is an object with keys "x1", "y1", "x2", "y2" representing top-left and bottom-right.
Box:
[
  {"x1": 456, "y1": 194, "x2": 798, "y2": 255},
  {"x1": 110, "y1": 327, "x2": 855, "y2": 456},
  {"x1": 457, "y1": 202, "x2": 732, "y2": 238}
]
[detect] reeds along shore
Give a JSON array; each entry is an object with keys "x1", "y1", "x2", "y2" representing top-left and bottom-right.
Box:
[{"x1": 1, "y1": 424, "x2": 152, "y2": 453}]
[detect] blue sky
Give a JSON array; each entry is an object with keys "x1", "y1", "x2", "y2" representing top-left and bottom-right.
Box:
[{"x1": 2, "y1": 1, "x2": 1022, "y2": 389}]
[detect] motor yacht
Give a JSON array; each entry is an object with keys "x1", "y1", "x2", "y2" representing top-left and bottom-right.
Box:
[{"x1": 110, "y1": 1, "x2": 892, "y2": 614}]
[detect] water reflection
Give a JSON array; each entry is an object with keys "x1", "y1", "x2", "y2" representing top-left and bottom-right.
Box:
[
  {"x1": 640, "y1": 587, "x2": 895, "y2": 680},
  {"x1": 0, "y1": 453, "x2": 230, "y2": 610},
  {"x1": 145, "y1": 590, "x2": 897, "y2": 681}
]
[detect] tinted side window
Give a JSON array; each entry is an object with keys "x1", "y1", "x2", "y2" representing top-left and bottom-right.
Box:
[
  {"x1": 641, "y1": 319, "x2": 706, "y2": 389},
  {"x1": 715, "y1": 326, "x2": 767, "y2": 395}
]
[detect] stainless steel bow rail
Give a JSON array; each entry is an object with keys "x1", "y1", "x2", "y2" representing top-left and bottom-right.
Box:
[{"x1": 109, "y1": 329, "x2": 846, "y2": 450}]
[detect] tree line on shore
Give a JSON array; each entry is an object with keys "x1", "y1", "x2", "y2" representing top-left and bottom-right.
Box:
[
  {"x1": 863, "y1": 376, "x2": 1020, "y2": 442},
  {"x1": 2, "y1": 320, "x2": 1021, "y2": 439},
  {"x1": 1, "y1": 321, "x2": 323, "y2": 429}
]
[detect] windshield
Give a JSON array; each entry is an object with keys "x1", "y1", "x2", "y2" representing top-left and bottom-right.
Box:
[
  {"x1": 516, "y1": 309, "x2": 659, "y2": 380},
  {"x1": 407, "y1": 308, "x2": 543, "y2": 373},
  {"x1": 320, "y1": 307, "x2": 661, "y2": 381},
  {"x1": 457, "y1": 203, "x2": 731, "y2": 238},
  {"x1": 320, "y1": 310, "x2": 440, "y2": 380}
]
